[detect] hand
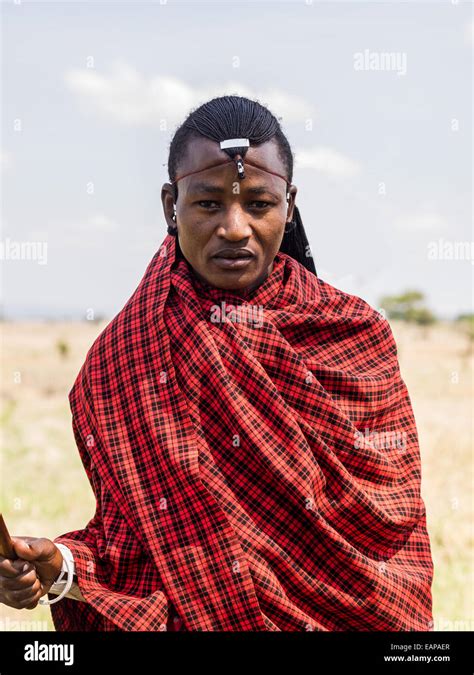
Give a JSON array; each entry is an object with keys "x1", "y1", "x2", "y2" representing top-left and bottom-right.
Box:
[{"x1": 0, "y1": 536, "x2": 64, "y2": 610}]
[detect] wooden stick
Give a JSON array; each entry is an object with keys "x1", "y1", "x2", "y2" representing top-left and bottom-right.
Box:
[{"x1": 0, "y1": 513, "x2": 17, "y2": 559}]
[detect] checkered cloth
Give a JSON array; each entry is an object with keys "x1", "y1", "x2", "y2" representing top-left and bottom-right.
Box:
[{"x1": 49, "y1": 233, "x2": 434, "y2": 631}]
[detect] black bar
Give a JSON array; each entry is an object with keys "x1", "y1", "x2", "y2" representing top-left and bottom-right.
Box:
[{"x1": 0, "y1": 630, "x2": 471, "y2": 673}]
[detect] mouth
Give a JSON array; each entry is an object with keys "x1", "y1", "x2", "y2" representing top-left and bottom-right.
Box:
[
  {"x1": 212, "y1": 256, "x2": 254, "y2": 270},
  {"x1": 211, "y1": 249, "x2": 255, "y2": 270}
]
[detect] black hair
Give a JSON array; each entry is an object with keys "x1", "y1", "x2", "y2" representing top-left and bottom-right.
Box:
[{"x1": 167, "y1": 95, "x2": 317, "y2": 276}]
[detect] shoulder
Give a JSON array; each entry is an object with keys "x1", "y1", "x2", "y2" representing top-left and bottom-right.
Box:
[{"x1": 313, "y1": 275, "x2": 399, "y2": 361}]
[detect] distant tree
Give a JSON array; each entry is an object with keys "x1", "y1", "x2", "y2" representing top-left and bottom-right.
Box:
[
  {"x1": 379, "y1": 290, "x2": 437, "y2": 326},
  {"x1": 455, "y1": 313, "x2": 474, "y2": 353},
  {"x1": 56, "y1": 339, "x2": 70, "y2": 359}
]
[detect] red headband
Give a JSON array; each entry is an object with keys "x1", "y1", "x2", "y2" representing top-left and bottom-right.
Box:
[{"x1": 171, "y1": 156, "x2": 291, "y2": 189}]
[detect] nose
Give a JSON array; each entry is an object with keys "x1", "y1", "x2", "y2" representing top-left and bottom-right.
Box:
[{"x1": 216, "y1": 203, "x2": 252, "y2": 240}]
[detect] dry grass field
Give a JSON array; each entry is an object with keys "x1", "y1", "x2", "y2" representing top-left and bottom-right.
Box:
[{"x1": 0, "y1": 319, "x2": 472, "y2": 631}]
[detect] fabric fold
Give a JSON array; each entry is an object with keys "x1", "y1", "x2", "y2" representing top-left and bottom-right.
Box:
[{"x1": 49, "y1": 418, "x2": 175, "y2": 631}]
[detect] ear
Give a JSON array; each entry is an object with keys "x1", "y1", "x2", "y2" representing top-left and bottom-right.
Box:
[
  {"x1": 286, "y1": 184, "x2": 298, "y2": 223},
  {"x1": 161, "y1": 183, "x2": 177, "y2": 231}
]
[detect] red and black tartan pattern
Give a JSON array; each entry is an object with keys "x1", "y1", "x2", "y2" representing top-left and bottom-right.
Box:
[{"x1": 49, "y1": 233, "x2": 434, "y2": 631}]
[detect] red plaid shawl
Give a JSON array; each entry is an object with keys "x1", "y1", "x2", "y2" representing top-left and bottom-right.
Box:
[{"x1": 50, "y1": 233, "x2": 434, "y2": 631}]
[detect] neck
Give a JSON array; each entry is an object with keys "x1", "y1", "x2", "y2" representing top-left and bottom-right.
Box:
[{"x1": 232, "y1": 262, "x2": 273, "y2": 297}]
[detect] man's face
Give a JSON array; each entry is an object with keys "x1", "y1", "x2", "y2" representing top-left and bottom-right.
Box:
[{"x1": 162, "y1": 136, "x2": 297, "y2": 293}]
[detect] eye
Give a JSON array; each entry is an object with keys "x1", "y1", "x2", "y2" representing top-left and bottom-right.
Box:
[
  {"x1": 249, "y1": 201, "x2": 274, "y2": 210},
  {"x1": 195, "y1": 200, "x2": 274, "y2": 211},
  {"x1": 197, "y1": 200, "x2": 220, "y2": 209}
]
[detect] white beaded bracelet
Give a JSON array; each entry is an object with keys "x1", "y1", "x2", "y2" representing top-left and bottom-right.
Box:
[{"x1": 38, "y1": 543, "x2": 75, "y2": 605}]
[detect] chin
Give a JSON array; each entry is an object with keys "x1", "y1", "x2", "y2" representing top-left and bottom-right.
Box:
[{"x1": 212, "y1": 275, "x2": 252, "y2": 289}]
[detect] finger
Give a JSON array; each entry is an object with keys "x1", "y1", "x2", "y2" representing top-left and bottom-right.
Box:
[
  {"x1": 0, "y1": 557, "x2": 34, "y2": 579},
  {"x1": 24, "y1": 590, "x2": 43, "y2": 610},
  {"x1": 1, "y1": 568, "x2": 38, "y2": 590},
  {"x1": 12, "y1": 536, "x2": 39, "y2": 544},
  {"x1": 10, "y1": 587, "x2": 43, "y2": 610},
  {"x1": 10, "y1": 538, "x2": 38, "y2": 562},
  {"x1": 8, "y1": 578, "x2": 42, "y2": 603},
  {"x1": 22, "y1": 585, "x2": 43, "y2": 609},
  {"x1": 0, "y1": 554, "x2": 33, "y2": 569}
]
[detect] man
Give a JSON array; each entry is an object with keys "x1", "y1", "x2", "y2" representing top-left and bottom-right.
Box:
[{"x1": 0, "y1": 96, "x2": 434, "y2": 631}]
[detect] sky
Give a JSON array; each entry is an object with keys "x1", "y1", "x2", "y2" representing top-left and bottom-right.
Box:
[{"x1": 1, "y1": 0, "x2": 472, "y2": 320}]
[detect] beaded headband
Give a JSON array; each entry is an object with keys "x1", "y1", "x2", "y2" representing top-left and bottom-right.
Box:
[{"x1": 170, "y1": 137, "x2": 291, "y2": 190}]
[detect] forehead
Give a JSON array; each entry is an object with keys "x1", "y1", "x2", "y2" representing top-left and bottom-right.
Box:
[{"x1": 178, "y1": 136, "x2": 287, "y2": 192}]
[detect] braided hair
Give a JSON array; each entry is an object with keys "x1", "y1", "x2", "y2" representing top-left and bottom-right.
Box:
[{"x1": 167, "y1": 95, "x2": 317, "y2": 276}]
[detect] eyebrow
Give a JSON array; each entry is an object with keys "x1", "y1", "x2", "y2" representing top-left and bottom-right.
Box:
[{"x1": 188, "y1": 182, "x2": 281, "y2": 200}]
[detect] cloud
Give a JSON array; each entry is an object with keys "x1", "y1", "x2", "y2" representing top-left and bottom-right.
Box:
[
  {"x1": 63, "y1": 213, "x2": 120, "y2": 242},
  {"x1": 85, "y1": 214, "x2": 119, "y2": 232},
  {"x1": 466, "y1": 19, "x2": 474, "y2": 44},
  {"x1": 394, "y1": 209, "x2": 445, "y2": 231},
  {"x1": 64, "y1": 62, "x2": 315, "y2": 127},
  {"x1": 294, "y1": 146, "x2": 361, "y2": 177}
]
